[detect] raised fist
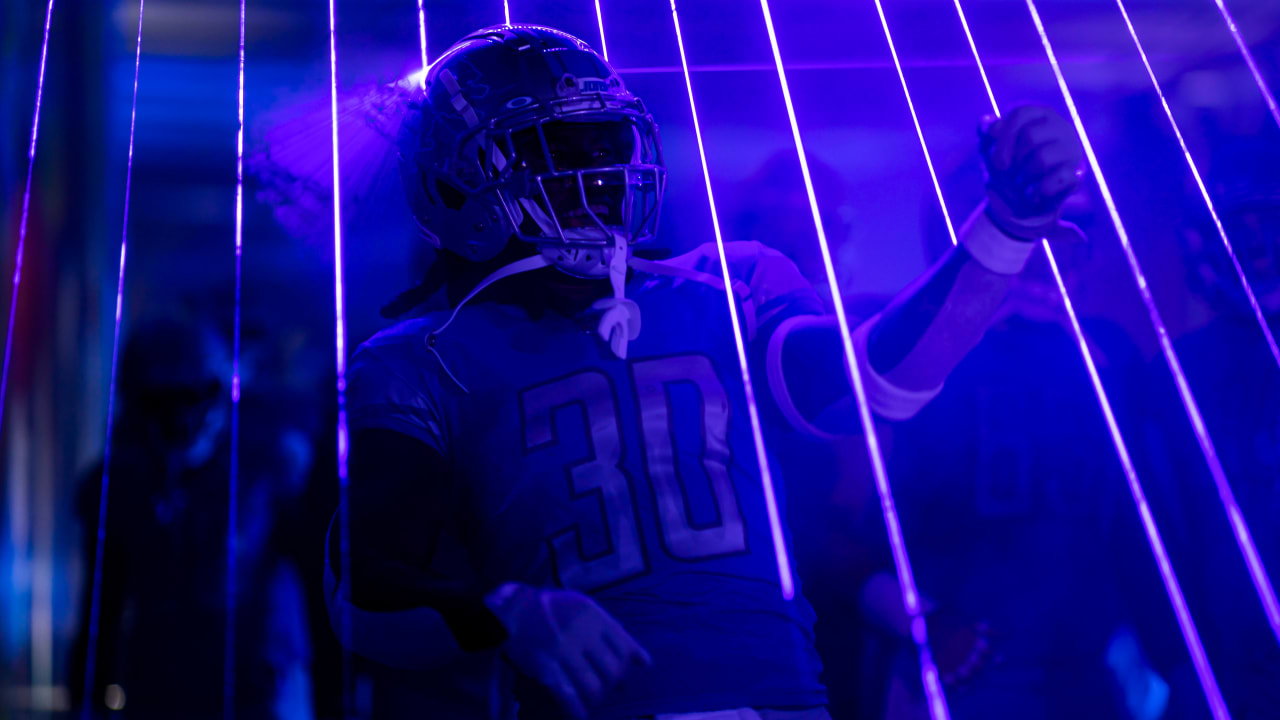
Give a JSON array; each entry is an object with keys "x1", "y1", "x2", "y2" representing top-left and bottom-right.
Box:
[{"x1": 979, "y1": 105, "x2": 1086, "y2": 242}]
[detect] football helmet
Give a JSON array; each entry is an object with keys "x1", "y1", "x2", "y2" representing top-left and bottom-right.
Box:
[{"x1": 398, "y1": 24, "x2": 666, "y2": 271}]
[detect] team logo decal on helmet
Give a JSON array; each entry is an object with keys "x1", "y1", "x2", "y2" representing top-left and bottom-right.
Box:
[{"x1": 398, "y1": 24, "x2": 666, "y2": 265}]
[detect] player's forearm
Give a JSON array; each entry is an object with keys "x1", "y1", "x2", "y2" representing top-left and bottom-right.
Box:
[
  {"x1": 770, "y1": 208, "x2": 1031, "y2": 428},
  {"x1": 866, "y1": 210, "x2": 1020, "y2": 393}
]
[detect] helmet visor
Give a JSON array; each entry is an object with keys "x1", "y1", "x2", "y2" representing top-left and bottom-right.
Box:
[{"x1": 492, "y1": 116, "x2": 663, "y2": 246}]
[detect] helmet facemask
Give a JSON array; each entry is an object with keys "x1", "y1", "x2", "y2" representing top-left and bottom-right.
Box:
[{"x1": 450, "y1": 97, "x2": 664, "y2": 277}]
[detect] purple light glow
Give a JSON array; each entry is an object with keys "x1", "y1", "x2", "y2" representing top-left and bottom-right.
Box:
[
  {"x1": 1026, "y1": 2, "x2": 1263, "y2": 715},
  {"x1": 951, "y1": 1, "x2": 1232, "y2": 715},
  {"x1": 594, "y1": 0, "x2": 609, "y2": 60},
  {"x1": 505, "y1": 0, "x2": 511, "y2": 25},
  {"x1": 1115, "y1": 0, "x2": 1280, "y2": 378},
  {"x1": 416, "y1": 0, "x2": 428, "y2": 71},
  {"x1": 0, "y1": 0, "x2": 56, "y2": 448},
  {"x1": 83, "y1": 2, "x2": 146, "y2": 716},
  {"x1": 756, "y1": 0, "x2": 947, "y2": 715},
  {"x1": 667, "y1": 0, "x2": 795, "y2": 600},
  {"x1": 225, "y1": 0, "x2": 246, "y2": 716},
  {"x1": 1213, "y1": 0, "x2": 1280, "y2": 128}
]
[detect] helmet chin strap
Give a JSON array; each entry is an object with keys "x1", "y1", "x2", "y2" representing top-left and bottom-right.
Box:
[
  {"x1": 426, "y1": 233, "x2": 642, "y2": 393},
  {"x1": 587, "y1": 233, "x2": 641, "y2": 359}
]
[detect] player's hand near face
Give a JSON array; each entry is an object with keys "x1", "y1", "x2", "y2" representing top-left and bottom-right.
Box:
[
  {"x1": 979, "y1": 104, "x2": 1086, "y2": 242},
  {"x1": 485, "y1": 583, "x2": 651, "y2": 719}
]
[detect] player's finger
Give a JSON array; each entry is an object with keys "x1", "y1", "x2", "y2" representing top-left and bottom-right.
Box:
[
  {"x1": 1010, "y1": 119, "x2": 1063, "y2": 170},
  {"x1": 1016, "y1": 139, "x2": 1078, "y2": 179},
  {"x1": 539, "y1": 663, "x2": 588, "y2": 720},
  {"x1": 584, "y1": 642, "x2": 627, "y2": 688},
  {"x1": 560, "y1": 651, "x2": 605, "y2": 705},
  {"x1": 600, "y1": 617, "x2": 652, "y2": 668},
  {"x1": 1033, "y1": 164, "x2": 1083, "y2": 203},
  {"x1": 989, "y1": 106, "x2": 1053, "y2": 171}
]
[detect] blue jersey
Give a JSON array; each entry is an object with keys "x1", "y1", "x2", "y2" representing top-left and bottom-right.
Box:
[{"x1": 347, "y1": 242, "x2": 827, "y2": 717}]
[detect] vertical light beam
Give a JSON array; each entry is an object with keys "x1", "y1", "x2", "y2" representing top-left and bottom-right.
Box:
[
  {"x1": 83, "y1": 2, "x2": 146, "y2": 716},
  {"x1": 505, "y1": 0, "x2": 511, "y2": 25},
  {"x1": 1212, "y1": 0, "x2": 1280, "y2": 128},
  {"x1": 952, "y1": 2, "x2": 1231, "y2": 715},
  {"x1": 224, "y1": 0, "x2": 246, "y2": 717},
  {"x1": 1115, "y1": 0, "x2": 1280, "y2": 373},
  {"x1": 0, "y1": 0, "x2": 57, "y2": 446},
  {"x1": 755, "y1": 1, "x2": 949, "y2": 716},
  {"x1": 666, "y1": 0, "x2": 795, "y2": 599},
  {"x1": 326, "y1": 0, "x2": 355, "y2": 713},
  {"x1": 1026, "y1": 0, "x2": 1279, "y2": 693},
  {"x1": 416, "y1": 0, "x2": 429, "y2": 71},
  {"x1": 871, "y1": 0, "x2": 958, "y2": 246},
  {"x1": 594, "y1": 0, "x2": 609, "y2": 60}
]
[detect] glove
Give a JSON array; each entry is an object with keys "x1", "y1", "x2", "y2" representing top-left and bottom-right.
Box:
[
  {"x1": 979, "y1": 105, "x2": 1086, "y2": 244},
  {"x1": 485, "y1": 583, "x2": 651, "y2": 719}
]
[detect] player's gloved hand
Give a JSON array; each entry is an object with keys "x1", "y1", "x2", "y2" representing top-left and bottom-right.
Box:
[
  {"x1": 485, "y1": 583, "x2": 651, "y2": 719},
  {"x1": 979, "y1": 105, "x2": 1086, "y2": 244}
]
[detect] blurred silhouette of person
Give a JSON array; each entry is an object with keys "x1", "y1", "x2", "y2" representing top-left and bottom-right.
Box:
[
  {"x1": 877, "y1": 187, "x2": 1155, "y2": 720},
  {"x1": 1138, "y1": 135, "x2": 1280, "y2": 719},
  {"x1": 69, "y1": 314, "x2": 314, "y2": 719},
  {"x1": 731, "y1": 151, "x2": 857, "y2": 304}
]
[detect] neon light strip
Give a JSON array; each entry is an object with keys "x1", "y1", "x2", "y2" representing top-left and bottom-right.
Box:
[
  {"x1": 1027, "y1": 2, "x2": 1267, "y2": 712},
  {"x1": 1213, "y1": 0, "x2": 1280, "y2": 128},
  {"x1": 326, "y1": 0, "x2": 355, "y2": 711},
  {"x1": 871, "y1": 0, "x2": 958, "y2": 246},
  {"x1": 505, "y1": 0, "x2": 511, "y2": 25},
  {"x1": 416, "y1": 0, "x2": 428, "y2": 70},
  {"x1": 1117, "y1": 0, "x2": 1280, "y2": 644},
  {"x1": 83, "y1": 3, "x2": 146, "y2": 715},
  {"x1": 666, "y1": 0, "x2": 795, "y2": 599},
  {"x1": 594, "y1": 0, "x2": 609, "y2": 60},
  {"x1": 1116, "y1": 1, "x2": 1280, "y2": 375},
  {"x1": 0, "y1": 0, "x2": 56, "y2": 444},
  {"x1": 951, "y1": 0, "x2": 998, "y2": 116},
  {"x1": 224, "y1": 0, "x2": 246, "y2": 716},
  {"x1": 952, "y1": 2, "x2": 1231, "y2": 714},
  {"x1": 755, "y1": 2, "x2": 949, "y2": 715}
]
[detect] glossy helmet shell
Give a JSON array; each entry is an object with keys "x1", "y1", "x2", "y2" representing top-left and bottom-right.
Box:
[{"x1": 398, "y1": 24, "x2": 666, "y2": 263}]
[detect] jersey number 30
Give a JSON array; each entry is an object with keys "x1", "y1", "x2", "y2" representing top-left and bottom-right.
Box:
[{"x1": 521, "y1": 354, "x2": 747, "y2": 590}]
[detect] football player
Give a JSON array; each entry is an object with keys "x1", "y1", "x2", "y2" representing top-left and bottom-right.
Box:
[{"x1": 325, "y1": 24, "x2": 1084, "y2": 720}]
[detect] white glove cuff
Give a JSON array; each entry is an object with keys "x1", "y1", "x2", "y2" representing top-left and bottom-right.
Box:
[{"x1": 960, "y1": 202, "x2": 1038, "y2": 275}]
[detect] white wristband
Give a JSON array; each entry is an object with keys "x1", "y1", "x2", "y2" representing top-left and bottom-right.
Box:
[
  {"x1": 852, "y1": 316, "x2": 944, "y2": 421},
  {"x1": 959, "y1": 203, "x2": 1037, "y2": 275}
]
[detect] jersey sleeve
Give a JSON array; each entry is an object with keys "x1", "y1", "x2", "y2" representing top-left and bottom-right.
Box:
[
  {"x1": 673, "y1": 241, "x2": 827, "y2": 341},
  {"x1": 346, "y1": 336, "x2": 451, "y2": 457}
]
